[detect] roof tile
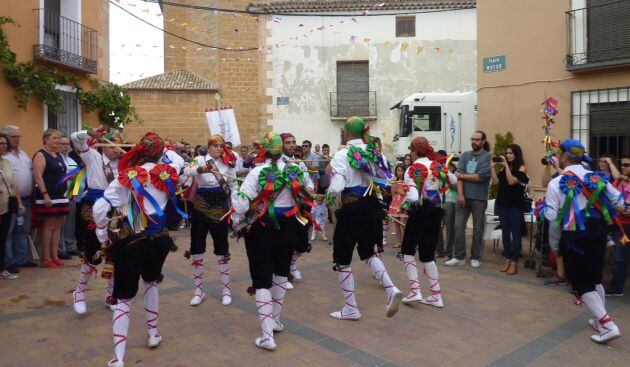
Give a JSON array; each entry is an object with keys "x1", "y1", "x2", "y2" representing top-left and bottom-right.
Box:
[
  {"x1": 122, "y1": 69, "x2": 217, "y2": 91},
  {"x1": 248, "y1": 0, "x2": 476, "y2": 13}
]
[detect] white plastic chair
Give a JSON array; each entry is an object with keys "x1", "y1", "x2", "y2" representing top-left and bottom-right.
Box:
[{"x1": 484, "y1": 199, "x2": 502, "y2": 254}]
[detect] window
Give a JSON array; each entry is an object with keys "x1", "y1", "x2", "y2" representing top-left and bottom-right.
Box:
[
  {"x1": 47, "y1": 90, "x2": 80, "y2": 137},
  {"x1": 396, "y1": 16, "x2": 415, "y2": 37},
  {"x1": 571, "y1": 87, "x2": 630, "y2": 160},
  {"x1": 333, "y1": 61, "x2": 373, "y2": 117},
  {"x1": 400, "y1": 106, "x2": 442, "y2": 137}
]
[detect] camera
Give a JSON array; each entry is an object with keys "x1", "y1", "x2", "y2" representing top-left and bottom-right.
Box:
[
  {"x1": 541, "y1": 157, "x2": 549, "y2": 166},
  {"x1": 491, "y1": 156, "x2": 503, "y2": 163}
]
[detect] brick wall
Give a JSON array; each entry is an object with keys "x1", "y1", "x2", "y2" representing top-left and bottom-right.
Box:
[
  {"x1": 161, "y1": 0, "x2": 267, "y2": 147},
  {"x1": 124, "y1": 90, "x2": 216, "y2": 146}
]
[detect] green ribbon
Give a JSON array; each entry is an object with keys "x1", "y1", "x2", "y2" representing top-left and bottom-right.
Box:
[
  {"x1": 556, "y1": 188, "x2": 575, "y2": 229},
  {"x1": 585, "y1": 181, "x2": 612, "y2": 222}
]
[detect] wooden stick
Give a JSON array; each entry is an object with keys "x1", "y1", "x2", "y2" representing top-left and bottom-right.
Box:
[
  {"x1": 219, "y1": 208, "x2": 234, "y2": 222},
  {"x1": 99, "y1": 137, "x2": 127, "y2": 154},
  {"x1": 387, "y1": 214, "x2": 406, "y2": 226},
  {"x1": 210, "y1": 169, "x2": 244, "y2": 182},
  {"x1": 93, "y1": 143, "x2": 136, "y2": 148}
]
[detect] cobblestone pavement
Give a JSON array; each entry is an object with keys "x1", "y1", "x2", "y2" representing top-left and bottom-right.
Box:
[{"x1": 0, "y1": 228, "x2": 628, "y2": 367}]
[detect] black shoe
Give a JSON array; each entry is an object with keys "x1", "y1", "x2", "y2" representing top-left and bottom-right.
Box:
[
  {"x1": 67, "y1": 250, "x2": 81, "y2": 256},
  {"x1": 19, "y1": 261, "x2": 39, "y2": 268},
  {"x1": 170, "y1": 243, "x2": 178, "y2": 252},
  {"x1": 57, "y1": 252, "x2": 72, "y2": 260},
  {"x1": 6, "y1": 264, "x2": 20, "y2": 274},
  {"x1": 605, "y1": 288, "x2": 624, "y2": 297}
]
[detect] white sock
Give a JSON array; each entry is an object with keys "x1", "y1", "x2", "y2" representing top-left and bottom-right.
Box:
[
  {"x1": 112, "y1": 298, "x2": 131, "y2": 363},
  {"x1": 423, "y1": 261, "x2": 442, "y2": 297},
  {"x1": 337, "y1": 266, "x2": 358, "y2": 314},
  {"x1": 403, "y1": 255, "x2": 421, "y2": 298},
  {"x1": 382, "y1": 220, "x2": 388, "y2": 246},
  {"x1": 255, "y1": 289, "x2": 274, "y2": 343},
  {"x1": 366, "y1": 256, "x2": 396, "y2": 301},
  {"x1": 270, "y1": 275, "x2": 288, "y2": 326},
  {"x1": 289, "y1": 251, "x2": 299, "y2": 273},
  {"x1": 143, "y1": 281, "x2": 159, "y2": 339},
  {"x1": 595, "y1": 284, "x2": 605, "y2": 308},
  {"x1": 191, "y1": 254, "x2": 204, "y2": 298},
  {"x1": 582, "y1": 291, "x2": 607, "y2": 321},
  {"x1": 105, "y1": 277, "x2": 114, "y2": 299},
  {"x1": 75, "y1": 263, "x2": 96, "y2": 294},
  {"x1": 217, "y1": 255, "x2": 230, "y2": 298}
]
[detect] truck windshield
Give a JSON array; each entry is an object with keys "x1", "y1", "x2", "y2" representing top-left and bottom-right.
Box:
[{"x1": 400, "y1": 106, "x2": 442, "y2": 137}]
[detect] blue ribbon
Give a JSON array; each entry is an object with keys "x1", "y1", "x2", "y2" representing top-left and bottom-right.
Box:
[
  {"x1": 166, "y1": 179, "x2": 189, "y2": 219},
  {"x1": 130, "y1": 178, "x2": 164, "y2": 218},
  {"x1": 56, "y1": 165, "x2": 83, "y2": 188}
]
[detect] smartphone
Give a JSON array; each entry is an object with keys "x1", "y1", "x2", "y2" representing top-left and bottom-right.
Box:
[{"x1": 492, "y1": 156, "x2": 503, "y2": 163}]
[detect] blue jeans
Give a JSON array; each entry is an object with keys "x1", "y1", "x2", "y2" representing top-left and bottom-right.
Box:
[
  {"x1": 496, "y1": 205, "x2": 523, "y2": 262},
  {"x1": 5, "y1": 197, "x2": 31, "y2": 266},
  {"x1": 610, "y1": 224, "x2": 630, "y2": 293}
]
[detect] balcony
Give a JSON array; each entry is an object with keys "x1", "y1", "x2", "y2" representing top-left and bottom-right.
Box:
[
  {"x1": 329, "y1": 91, "x2": 377, "y2": 120},
  {"x1": 566, "y1": 1, "x2": 630, "y2": 71},
  {"x1": 33, "y1": 8, "x2": 97, "y2": 74}
]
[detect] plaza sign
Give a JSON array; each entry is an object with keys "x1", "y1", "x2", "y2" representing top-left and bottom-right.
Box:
[{"x1": 483, "y1": 55, "x2": 506, "y2": 73}]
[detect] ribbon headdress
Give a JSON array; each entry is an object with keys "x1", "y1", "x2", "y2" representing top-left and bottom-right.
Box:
[
  {"x1": 207, "y1": 134, "x2": 237, "y2": 168},
  {"x1": 119, "y1": 132, "x2": 165, "y2": 171},
  {"x1": 345, "y1": 116, "x2": 392, "y2": 183}
]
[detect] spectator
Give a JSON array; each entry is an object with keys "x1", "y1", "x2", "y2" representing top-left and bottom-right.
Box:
[
  {"x1": 435, "y1": 150, "x2": 457, "y2": 259},
  {"x1": 33, "y1": 129, "x2": 69, "y2": 268},
  {"x1": 1, "y1": 125, "x2": 37, "y2": 269},
  {"x1": 0, "y1": 133, "x2": 25, "y2": 279},
  {"x1": 607, "y1": 154, "x2": 630, "y2": 296},
  {"x1": 175, "y1": 142, "x2": 191, "y2": 163},
  {"x1": 388, "y1": 163, "x2": 408, "y2": 248},
  {"x1": 491, "y1": 144, "x2": 529, "y2": 275},
  {"x1": 195, "y1": 145, "x2": 207, "y2": 157},
  {"x1": 403, "y1": 154, "x2": 412, "y2": 168},
  {"x1": 446, "y1": 131, "x2": 491, "y2": 268},
  {"x1": 317, "y1": 144, "x2": 331, "y2": 195},
  {"x1": 301, "y1": 140, "x2": 319, "y2": 188},
  {"x1": 598, "y1": 154, "x2": 621, "y2": 182},
  {"x1": 311, "y1": 194, "x2": 328, "y2": 241},
  {"x1": 57, "y1": 136, "x2": 80, "y2": 259},
  {"x1": 314, "y1": 144, "x2": 322, "y2": 157}
]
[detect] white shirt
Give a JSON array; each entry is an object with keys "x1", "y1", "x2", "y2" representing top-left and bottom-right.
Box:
[
  {"x1": 183, "y1": 154, "x2": 238, "y2": 192},
  {"x1": 93, "y1": 162, "x2": 169, "y2": 243},
  {"x1": 71, "y1": 131, "x2": 119, "y2": 190},
  {"x1": 404, "y1": 158, "x2": 457, "y2": 203},
  {"x1": 3, "y1": 149, "x2": 32, "y2": 197},
  {"x1": 60, "y1": 153, "x2": 78, "y2": 173},
  {"x1": 233, "y1": 159, "x2": 310, "y2": 215},
  {"x1": 328, "y1": 139, "x2": 389, "y2": 194},
  {"x1": 161, "y1": 149, "x2": 185, "y2": 174},
  {"x1": 281, "y1": 154, "x2": 314, "y2": 190},
  {"x1": 544, "y1": 164, "x2": 622, "y2": 223}
]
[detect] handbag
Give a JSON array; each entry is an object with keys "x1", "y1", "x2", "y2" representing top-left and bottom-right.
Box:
[
  {"x1": 522, "y1": 183, "x2": 533, "y2": 212},
  {"x1": 0, "y1": 170, "x2": 18, "y2": 214}
]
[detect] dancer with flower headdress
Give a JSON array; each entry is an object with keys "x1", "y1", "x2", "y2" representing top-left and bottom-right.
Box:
[
  {"x1": 399, "y1": 136, "x2": 457, "y2": 308},
  {"x1": 92, "y1": 132, "x2": 187, "y2": 367},
  {"x1": 231, "y1": 132, "x2": 315, "y2": 350},
  {"x1": 327, "y1": 116, "x2": 402, "y2": 320},
  {"x1": 183, "y1": 134, "x2": 238, "y2": 306},
  {"x1": 69, "y1": 128, "x2": 124, "y2": 315},
  {"x1": 545, "y1": 139, "x2": 624, "y2": 344}
]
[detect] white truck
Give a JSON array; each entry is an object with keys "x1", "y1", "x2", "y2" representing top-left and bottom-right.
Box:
[{"x1": 392, "y1": 92, "x2": 477, "y2": 158}]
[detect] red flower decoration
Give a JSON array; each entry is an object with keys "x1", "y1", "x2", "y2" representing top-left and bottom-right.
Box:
[
  {"x1": 149, "y1": 164, "x2": 179, "y2": 193},
  {"x1": 118, "y1": 166, "x2": 148, "y2": 189}
]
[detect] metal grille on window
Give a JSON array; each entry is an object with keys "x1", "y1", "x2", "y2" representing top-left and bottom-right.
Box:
[
  {"x1": 330, "y1": 61, "x2": 376, "y2": 118},
  {"x1": 47, "y1": 90, "x2": 79, "y2": 137},
  {"x1": 571, "y1": 87, "x2": 630, "y2": 160}
]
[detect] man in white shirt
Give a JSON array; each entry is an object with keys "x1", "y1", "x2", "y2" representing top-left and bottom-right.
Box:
[
  {"x1": 545, "y1": 139, "x2": 623, "y2": 344},
  {"x1": 1, "y1": 125, "x2": 37, "y2": 268},
  {"x1": 328, "y1": 117, "x2": 402, "y2": 320}
]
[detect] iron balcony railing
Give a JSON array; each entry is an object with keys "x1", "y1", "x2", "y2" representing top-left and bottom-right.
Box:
[
  {"x1": 566, "y1": 1, "x2": 630, "y2": 70},
  {"x1": 33, "y1": 8, "x2": 97, "y2": 74},
  {"x1": 330, "y1": 91, "x2": 377, "y2": 118}
]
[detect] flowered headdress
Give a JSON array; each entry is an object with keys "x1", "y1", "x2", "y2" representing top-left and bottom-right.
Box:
[
  {"x1": 118, "y1": 132, "x2": 165, "y2": 171},
  {"x1": 253, "y1": 132, "x2": 283, "y2": 164}
]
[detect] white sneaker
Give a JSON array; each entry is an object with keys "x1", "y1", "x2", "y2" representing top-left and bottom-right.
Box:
[
  {"x1": 310, "y1": 236, "x2": 316, "y2": 241},
  {"x1": 591, "y1": 322, "x2": 621, "y2": 344},
  {"x1": 221, "y1": 294, "x2": 232, "y2": 306},
  {"x1": 285, "y1": 282, "x2": 294, "y2": 290},
  {"x1": 588, "y1": 318, "x2": 601, "y2": 333},
  {"x1": 470, "y1": 260, "x2": 482, "y2": 268},
  {"x1": 255, "y1": 337, "x2": 277, "y2": 350},
  {"x1": 419, "y1": 294, "x2": 444, "y2": 308},
  {"x1": 107, "y1": 359, "x2": 124, "y2": 367},
  {"x1": 386, "y1": 288, "x2": 403, "y2": 317},
  {"x1": 147, "y1": 334, "x2": 162, "y2": 348},
  {"x1": 329, "y1": 309, "x2": 362, "y2": 320},
  {"x1": 273, "y1": 321, "x2": 284, "y2": 332},
  {"x1": 402, "y1": 292, "x2": 423, "y2": 304},
  {"x1": 1, "y1": 270, "x2": 17, "y2": 280},
  {"x1": 190, "y1": 292, "x2": 206, "y2": 306},
  {"x1": 291, "y1": 269, "x2": 302, "y2": 281},
  {"x1": 445, "y1": 258, "x2": 465, "y2": 266},
  {"x1": 73, "y1": 291, "x2": 86, "y2": 314}
]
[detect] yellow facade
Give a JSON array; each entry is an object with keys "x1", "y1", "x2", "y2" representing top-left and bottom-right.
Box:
[{"x1": 0, "y1": 0, "x2": 109, "y2": 155}]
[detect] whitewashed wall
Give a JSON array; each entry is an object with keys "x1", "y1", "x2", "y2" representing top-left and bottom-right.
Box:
[{"x1": 263, "y1": 9, "x2": 477, "y2": 154}]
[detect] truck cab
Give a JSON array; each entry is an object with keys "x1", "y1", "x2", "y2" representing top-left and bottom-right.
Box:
[{"x1": 392, "y1": 92, "x2": 477, "y2": 158}]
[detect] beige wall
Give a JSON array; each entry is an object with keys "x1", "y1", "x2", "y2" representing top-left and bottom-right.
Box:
[
  {"x1": 124, "y1": 90, "x2": 216, "y2": 146},
  {"x1": 0, "y1": 0, "x2": 109, "y2": 156},
  {"x1": 477, "y1": 0, "x2": 630, "y2": 188}
]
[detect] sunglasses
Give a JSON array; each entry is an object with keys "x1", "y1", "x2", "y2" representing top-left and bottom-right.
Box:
[
  {"x1": 621, "y1": 163, "x2": 630, "y2": 168},
  {"x1": 302, "y1": 144, "x2": 310, "y2": 147}
]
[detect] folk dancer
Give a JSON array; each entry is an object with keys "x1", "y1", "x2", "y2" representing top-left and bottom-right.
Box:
[
  {"x1": 231, "y1": 132, "x2": 315, "y2": 350},
  {"x1": 69, "y1": 129, "x2": 123, "y2": 314},
  {"x1": 399, "y1": 137, "x2": 456, "y2": 308},
  {"x1": 545, "y1": 139, "x2": 624, "y2": 344},
  {"x1": 328, "y1": 116, "x2": 402, "y2": 320},
  {"x1": 183, "y1": 134, "x2": 237, "y2": 306},
  {"x1": 94, "y1": 132, "x2": 186, "y2": 367}
]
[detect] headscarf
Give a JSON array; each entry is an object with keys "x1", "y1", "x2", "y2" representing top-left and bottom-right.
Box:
[
  {"x1": 558, "y1": 139, "x2": 592, "y2": 163},
  {"x1": 119, "y1": 132, "x2": 165, "y2": 171},
  {"x1": 207, "y1": 134, "x2": 236, "y2": 167},
  {"x1": 280, "y1": 132, "x2": 295, "y2": 142},
  {"x1": 345, "y1": 116, "x2": 381, "y2": 150},
  {"x1": 410, "y1": 136, "x2": 436, "y2": 161},
  {"x1": 253, "y1": 132, "x2": 283, "y2": 164}
]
